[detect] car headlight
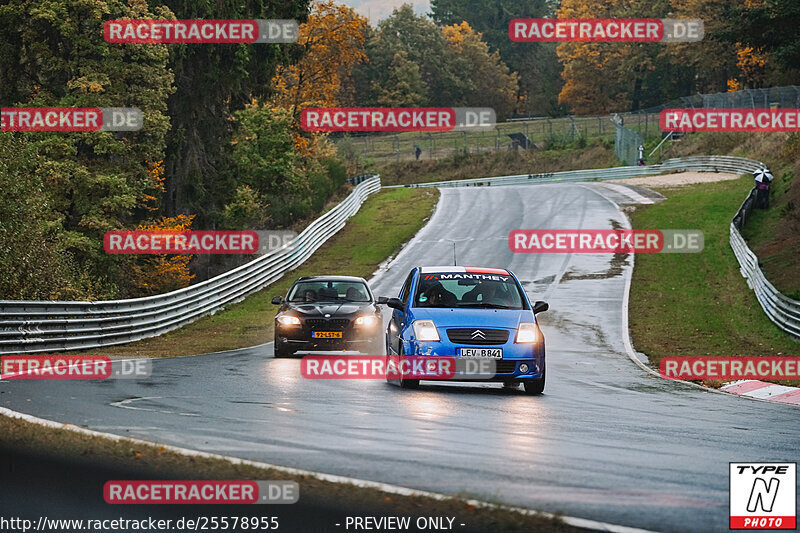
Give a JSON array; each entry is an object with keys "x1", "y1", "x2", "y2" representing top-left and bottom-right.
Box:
[
  {"x1": 277, "y1": 315, "x2": 301, "y2": 326},
  {"x1": 412, "y1": 320, "x2": 440, "y2": 342},
  {"x1": 354, "y1": 315, "x2": 378, "y2": 327},
  {"x1": 515, "y1": 322, "x2": 540, "y2": 343}
]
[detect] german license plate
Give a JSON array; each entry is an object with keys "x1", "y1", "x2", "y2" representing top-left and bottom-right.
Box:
[
  {"x1": 458, "y1": 348, "x2": 502, "y2": 358},
  {"x1": 312, "y1": 331, "x2": 342, "y2": 339}
]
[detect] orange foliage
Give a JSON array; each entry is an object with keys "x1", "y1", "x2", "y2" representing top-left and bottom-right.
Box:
[
  {"x1": 736, "y1": 43, "x2": 768, "y2": 87},
  {"x1": 555, "y1": 0, "x2": 627, "y2": 114},
  {"x1": 130, "y1": 215, "x2": 196, "y2": 296},
  {"x1": 272, "y1": 0, "x2": 368, "y2": 114},
  {"x1": 271, "y1": 1, "x2": 367, "y2": 158},
  {"x1": 142, "y1": 159, "x2": 165, "y2": 211}
]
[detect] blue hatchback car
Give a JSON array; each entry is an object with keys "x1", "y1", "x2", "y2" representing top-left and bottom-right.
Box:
[{"x1": 384, "y1": 266, "x2": 548, "y2": 394}]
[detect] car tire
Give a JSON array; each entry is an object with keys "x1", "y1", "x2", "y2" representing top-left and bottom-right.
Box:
[
  {"x1": 273, "y1": 336, "x2": 294, "y2": 358},
  {"x1": 523, "y1": 366, "x2": 545, "y2": 395},
  {"x1": 397, "y1": 346, "x2": 419, "y2": 389}
]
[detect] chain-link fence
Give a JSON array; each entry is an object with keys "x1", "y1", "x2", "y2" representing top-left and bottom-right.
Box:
[
  {"x1": 635, "y1": 85, "x2": 800, "y2": 113},
  {"x1": 336, "y1": 86, "x2": 800, "y2": 167},
  {"x1": 335, "y1": 115, "x2": 615, "y2": 166},
  {"x1": 617, "y1": 85, "x2": 800, "y2": 138},
  {"x1": 613, "y1": 117, "x2": 644, "y2": 166}
]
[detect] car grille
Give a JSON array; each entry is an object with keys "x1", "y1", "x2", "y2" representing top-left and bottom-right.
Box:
[
  {"x1": 495, "y1": 361, "x2": 517, "y2": 374},
  {"x1": 305, "y1": 318, "x2": 350, "y2": 330},
  {"x1": 446, "y1": 328, "x2": 509, "y2": 345}
]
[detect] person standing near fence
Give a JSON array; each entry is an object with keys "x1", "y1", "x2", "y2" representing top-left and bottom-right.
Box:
[
  {"x1": 753, "y1": 168, "x2": 773, "y2": 209},
  {"x1": 414, "y1": 144, "x2": 422, "y2": 160}
]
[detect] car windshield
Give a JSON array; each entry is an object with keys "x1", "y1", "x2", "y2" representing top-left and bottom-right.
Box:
[
  {"x1": 287, "y1": 280, "x2": 370, "y2": 303},
  {"x1": 413, "y1": 273, "x2": 526, "y2": 309}
]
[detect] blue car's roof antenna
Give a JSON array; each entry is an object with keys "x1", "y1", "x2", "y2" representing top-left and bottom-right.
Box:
[{"x1": 453, "y1": 242, "x2": 457, "y2": 266}]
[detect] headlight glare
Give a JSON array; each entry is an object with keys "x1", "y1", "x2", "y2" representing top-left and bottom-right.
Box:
[
  {"x1": 355, "y1": 315, "x2": 378, "y2": 326},
  {"x1": 412, "y1": 320, "x2": 440, "y2": 342},
  {"x1": 277, "y1": 315, "x2": 301, "y2": 326},
  {"x1": 515, "y1": 322, "x2": 539, "y2": 343}
]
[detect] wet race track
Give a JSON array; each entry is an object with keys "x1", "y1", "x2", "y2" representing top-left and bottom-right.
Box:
[{"x1": 2, "y1": 183, "x2": 798, "y2": 532}]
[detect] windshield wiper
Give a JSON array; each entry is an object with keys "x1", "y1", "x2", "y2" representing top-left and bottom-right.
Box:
[{"x1": 456, "y1": 303, "x2": 516, "y2": 309}]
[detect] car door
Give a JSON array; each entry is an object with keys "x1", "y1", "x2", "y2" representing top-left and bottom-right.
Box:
[{"x1": 387, "y1": 270, "x2": 415, "y2": 355}]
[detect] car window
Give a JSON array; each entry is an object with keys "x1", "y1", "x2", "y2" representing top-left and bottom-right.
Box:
[
  {"x1": 413, "y1": 273, "x2": 526, "y2": 309},
  {"x1": 288, "y1": 281, "x2": 370, "y2": 302},
  {"x1": 399, "y1": 271, "x2": 414, "y2": 304}
]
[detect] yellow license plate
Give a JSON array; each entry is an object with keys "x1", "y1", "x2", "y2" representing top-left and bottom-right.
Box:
[{"x1": 312, "y1": 331, "x2": 342, "y2": 339}]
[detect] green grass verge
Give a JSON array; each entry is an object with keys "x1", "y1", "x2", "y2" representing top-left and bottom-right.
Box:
[
  {"x1": 663, "y1": 132, "x2": 800, "y2": 298},
  {"x1": 89, "y1": 187, "x2": 439, "y2": 358},
  {"x1": 628, "y1": 175, "x2": 799, "y2": 386},
  {"x1": 373, "y1": 140, "x2": 618, "y2": 187}
]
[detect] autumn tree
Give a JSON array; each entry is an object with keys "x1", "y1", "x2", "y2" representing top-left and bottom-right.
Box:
[
  {"x1": 556, "y1": 0, "x2": 628, "y2": 113},
  {"x1": 0, "y1": 0, "x2": 174, "y2": 299},
  {"x1": 430, "y1": 0, "x2": 562, "y2": 116},
  {"x1": 670, "y1": 0, "x2": 746, "y2": 93},
  {"x1": 230, "y1": 104, "x2": 313, "y2": 227},
  {"x1": 442, "y1": 22, "x2": 518, "y2": 119},
  {"x1": 351, "y1": 5, "x2": 519, "y2": 118},
  {"x1": 557, "y1": 0, "x2": 695, "y2": 113},
  {"x1": 128, "y1": 215, "x2": 195, "y2": 297},
  {"x1": 0, "y1": 134, "x2": 77, "y2": 299},
  {"x1": 374, "y1": 50, "x2": 428, "y2": 106},
  {"x1": 272, "y1": 0, "x2": 368, "y2": 117},
  {"x1": 355, "y1": 5, "x2": 462, "y2": 108},
  {"x1": 731, "y1": 0, "x2": 800, "y2": 71},
  {"x1": 160, "y1": 0, "x2": 310, "y2": 223}
]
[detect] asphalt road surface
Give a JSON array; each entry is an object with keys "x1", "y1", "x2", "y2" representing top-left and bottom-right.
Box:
[{"x1": 2, "y1": 184, "x2": 798, "y2": 532}]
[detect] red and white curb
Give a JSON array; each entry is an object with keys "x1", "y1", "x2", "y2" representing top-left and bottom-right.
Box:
[{"x1": 720, "y1": 380, "x2": 800, "y2": 405}]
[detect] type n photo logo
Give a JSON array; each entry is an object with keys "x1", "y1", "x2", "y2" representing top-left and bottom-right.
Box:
[{"x1": 730, "y1": 463, "x2": 796, "y2": 529}]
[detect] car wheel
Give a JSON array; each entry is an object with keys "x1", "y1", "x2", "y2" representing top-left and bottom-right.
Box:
[
  {"x1": 273, "y1": 336, "x2": 294, "y2": 358},
  {"x1": 397, "y1": 346, "x2": 419, "y2": 389},
  {"x1": 523, "y1": 366, "x2": 545, "y2": 395}
]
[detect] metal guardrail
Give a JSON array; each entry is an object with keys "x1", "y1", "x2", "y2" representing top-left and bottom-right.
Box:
[
  {"x1": 731, "y1": 189, "x2": 800, "y2": 339},
  {"x1": 393, "y1": 155, "x2": 764, "y2": 188},
  {"x1": 395, "y1": 155, "x2": 800, "y2": 340},
  {"x1": 348, "y1": 173, "x2": 379, "y2": 186},
  {"x1": 0, "y1": 176, "x2": 381, "y2": 354}
]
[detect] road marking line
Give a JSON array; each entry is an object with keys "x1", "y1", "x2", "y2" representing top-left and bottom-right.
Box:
[{"x1": 596, "y1": 183, "x2": 656, "y2": 204}]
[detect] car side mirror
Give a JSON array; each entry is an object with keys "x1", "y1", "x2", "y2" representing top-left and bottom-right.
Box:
[
  {"x1": 386, "y1": 297, "x2": 404, "y2": 310},
  {"x1": 271, "y1": 296, "x2": 283, "y2": 305},
  {"x1": 533, "y1": 301, "x2": 549, "y2": 314},
  {"x1": 376, "y1": 296, "x2": 389, "y2": 304}
]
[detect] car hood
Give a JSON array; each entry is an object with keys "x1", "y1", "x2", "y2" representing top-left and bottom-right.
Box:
[
  {"x1": 290, "y1": 302, "x2": 372, "y2": 316},
  {"x1": 410, "y1": 307, "x2": 534, "y2": 329}
]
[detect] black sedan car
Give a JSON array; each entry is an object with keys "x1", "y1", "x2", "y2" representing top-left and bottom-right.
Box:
[{"x1": 271, "y1": 276, "x2": 384, "y2": 357}]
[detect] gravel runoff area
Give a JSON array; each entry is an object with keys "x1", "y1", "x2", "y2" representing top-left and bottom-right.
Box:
[{"x1": 607, "y1": 171, "x2": 742, "y2": 187}]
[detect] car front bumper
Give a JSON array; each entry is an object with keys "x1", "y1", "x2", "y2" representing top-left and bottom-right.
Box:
[{"x1": 400, "y1": 340, "x2": 545, "y2": 381}]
